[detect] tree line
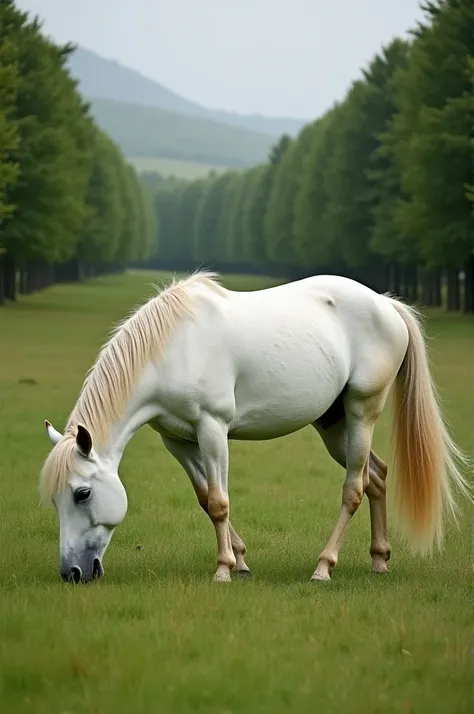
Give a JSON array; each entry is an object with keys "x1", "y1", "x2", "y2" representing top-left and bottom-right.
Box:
[
  {"x1": 144, "y1": 0, "x2": 473, "y2": 311},
  {"x1": 0, "y1": 0, "x2": 155, "y2": 305}
]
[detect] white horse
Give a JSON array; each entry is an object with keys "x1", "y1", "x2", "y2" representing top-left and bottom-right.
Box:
[{"x1": 41, "y1": 271, "x2": 470, "y2": 584}]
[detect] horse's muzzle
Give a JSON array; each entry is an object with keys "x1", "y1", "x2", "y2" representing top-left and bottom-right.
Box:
[{"x1": 60, "y1": 557, "x2": 104, "y2": 583}]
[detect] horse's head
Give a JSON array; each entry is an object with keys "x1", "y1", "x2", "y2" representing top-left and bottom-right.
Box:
[{"x1": 42, "y1": 421, "x2": 128, "y2": 583}]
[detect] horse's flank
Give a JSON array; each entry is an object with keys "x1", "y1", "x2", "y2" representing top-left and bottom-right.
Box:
[{"x1": 40, "y1": 270, "x2": 224, "y2": 502}]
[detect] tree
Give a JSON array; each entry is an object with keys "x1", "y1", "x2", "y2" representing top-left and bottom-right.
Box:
[
  {"x1": 389, "y1": 0, "x2": 473, "y2": 308},
  {"x1": 194, "y1": 173, "x2": 236, "y2": 265},
  {"x1": 76, "y1": 131, "x2": 123, "y2": 272},
  {"x1": 225, "y1": 172, "x2": 251, "y2": 265},
  {"x1": 174, "y1": 178, "x2": 207, "y2": 266},
  {"x1": 324, "y1": 41, "x2": 409, "y2": 278},
  {"x1": 0, "y1": 4, "x2": 93, "y2": 295},
  {"x1": 153, "y1": 178, "x2": 187, "y2": 263},
  {"x1": 265, "y1": 125, "x2": 315, "y2": 268},
  {"x1": 293, "y1": 108, "x2": 343, "y2": 269},
  {"x1": 114, "y1": 162, "x2": 141, "y2": 265},
  {"x1": 0, "y1": 25, "x2": 19, "y2": 304},
  {"x1": 0, "y1": 35, "x2": 18, "y2": 226}
]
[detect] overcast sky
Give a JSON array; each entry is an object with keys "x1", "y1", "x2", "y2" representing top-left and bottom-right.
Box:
[{"x1": 16, "y1": 0, "x2": 424, "y2": 119}]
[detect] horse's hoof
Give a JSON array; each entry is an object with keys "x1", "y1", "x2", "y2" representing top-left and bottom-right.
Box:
[
  {"x1": 212, "y1": 571, "x2": 232, "y2": 583},
  {"x1": 372, "y1": 565, "x2": 389, "y2": 575},
  {"x1": 371, "y1": 556, "x2": 389, "y2": 574},
  {"x1": 235, "y1": 569, "x2": 252, "y2": 578},
  {"x1": 310, "y1": 572, "x2": 331, "y2": 583}
]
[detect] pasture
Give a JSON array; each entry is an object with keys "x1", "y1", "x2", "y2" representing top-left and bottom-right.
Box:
[{"x1": 0, "y1": 271, "x2": 471, "y2": 714}]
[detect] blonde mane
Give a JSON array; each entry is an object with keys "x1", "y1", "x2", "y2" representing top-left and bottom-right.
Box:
[{"x1": 40, "y1": 271, "x2": 224, "y2": 502}]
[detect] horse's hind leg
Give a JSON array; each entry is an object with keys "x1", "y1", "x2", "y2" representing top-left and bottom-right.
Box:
[
  {"x1": 160, "y1": 434, "x2": 251, "y2": 576},
  {"x1": 313, "y1": 419, "x2": 391, "y2": 574},
  {"x1": 312, "y1": 390, "x2": 389, "y2": 581},
  {"x1": 366, "y1": 452, "x2": 391, "y2": 573}
]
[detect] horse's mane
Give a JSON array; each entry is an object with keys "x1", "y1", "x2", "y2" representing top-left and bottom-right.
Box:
[{"x1": 40, "y1": 270, "x2": 224, "y2": 502}]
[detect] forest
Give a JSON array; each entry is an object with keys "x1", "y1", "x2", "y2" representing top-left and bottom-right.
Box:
[
  {"x1": 0, "y1": 0, "x2": 472, "y2": 310},
  {"x1": 144, "y1": 0, "x2": 473, "y2": 311},
  {"x1": 0, "y1": 0, "x2": 155, "y2": 304}
]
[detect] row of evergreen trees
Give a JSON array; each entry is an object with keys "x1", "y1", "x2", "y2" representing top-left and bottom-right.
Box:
[
  {"x1": 145, "y1": 0, "x2": 473, "y2": 311},
  {"x1": 0, "y1": 1, "x2": 155, "y2": 304}
]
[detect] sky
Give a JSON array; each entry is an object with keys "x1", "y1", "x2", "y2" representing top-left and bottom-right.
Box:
[{"x1": 16, "y1": 0, "x2": 425, "y2": 120}]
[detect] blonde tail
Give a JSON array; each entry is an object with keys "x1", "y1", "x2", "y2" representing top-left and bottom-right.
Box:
[{"x1": 387, "y1": 297, "x2": 471, "y2": 554}]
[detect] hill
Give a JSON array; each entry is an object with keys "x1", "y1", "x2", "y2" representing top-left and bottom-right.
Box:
[
  {"x1": 90, "y1": 98, "x2": 273, "y2": 168},
  {"x1": 69, "y1": 47, "x2": 307, "y2": 138}
]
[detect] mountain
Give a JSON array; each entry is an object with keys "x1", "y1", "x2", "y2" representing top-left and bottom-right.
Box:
[
  {"x1": 68, "y1": 47, "x2": 307, "y2": 138},
  {"x1": 90, "y1": 98, "x2": 274, "y2": 168}
]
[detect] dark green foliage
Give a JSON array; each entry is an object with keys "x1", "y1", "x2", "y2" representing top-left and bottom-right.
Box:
[
  {"x1": 388, "y1": 0, "x2": 474, "y2": 267},
  {"x1": 240, "y1": 165, "x2": 271, "y2": 266},
  {"x1": 153, "y1": 179, "x2": 187, "y2": 262},
  {"x1": 77, "y1": 132, "x2": 123, "y2": 262},
  {"x1": 1, "y1": 4, "x2": 92, "y2": 263},
  {"x1": 147, "y1": 1, "x2": 471, "y2": 311},
  {"x1": 265, "y1": 125, "x2": 315, "y2": 266},
  {"x1": 0, "y1": 29, "x2": 19, "y2": 226},
  {"x1": 194, "y1": 173, "x2": 236, "y2": 263},
  {"x1": 0, "y1": 0, "x2": 157, "y2": 302},
  {"x1": 2, "y1": 0, "x2": 471, "y2": 310},
  {"x1": 225, "y1": 173, "x2": 250, "y2": 264},
  {"x1": 293, "y1": 109, "x2": 343, "y2": 267}
]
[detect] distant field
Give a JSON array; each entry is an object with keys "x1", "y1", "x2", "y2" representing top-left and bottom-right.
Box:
[
  {"x1": 0, "y1": 271, "x2": 471, "y2": 713},
  {"x1": 129, "y1": 156, "x2": 231, "y2": 179}
]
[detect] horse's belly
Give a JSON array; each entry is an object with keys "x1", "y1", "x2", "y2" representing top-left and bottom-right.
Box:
[
  {"x1": 228, "y1": 414, "x2": 316, "y2": 440},
  {"x1": 229, "y1": 345, "x2": 346, "y2": 440}
]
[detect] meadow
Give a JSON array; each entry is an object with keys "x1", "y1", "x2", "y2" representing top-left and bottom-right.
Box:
[{"x1": 0, "y1": 271, "x2": 471, "y2": 714}]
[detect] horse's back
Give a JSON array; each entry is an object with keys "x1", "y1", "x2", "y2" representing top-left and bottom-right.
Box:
[{"x1": 154, "y1": 275, "x2": 408, "y2": 440}]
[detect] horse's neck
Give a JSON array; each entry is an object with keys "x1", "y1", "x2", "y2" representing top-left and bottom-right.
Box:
[{"x1": 95, "y1": 370, "x2": 160, "y2": 469}]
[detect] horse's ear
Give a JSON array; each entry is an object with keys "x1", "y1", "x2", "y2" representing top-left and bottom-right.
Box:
[
  {"x1": 45, "y1": 420, "x2": 62, "y2": 445},
  {"x1": 76, "y1": 425, "x2": 92, "y2": 458}
]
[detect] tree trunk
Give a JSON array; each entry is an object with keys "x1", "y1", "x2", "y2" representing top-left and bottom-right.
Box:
[
  {"x1": 55, "y1": 257, "x2": 81, "y2": 282},
  {"x1": 430, "y1": 269, "x2": 442, "y2": 307},
  {"x1": 422, "y1": 269, "x2": 432, "y2": 306},
  {"x1": 0, "y1": 255, "x2": 4, "y2": 306},
  {"x1": 446, "y1": 266, "x2": 460, "y2": 311},
  {"x1": 464, "y1": 254, "x2": 474, "y2": 313},
  {"x1": 390, "y1": 262, "x2": 401, "y2": 296},
  {"x1": 408, "y1": 265, "x2": 419, "y2": 303},
  {"x1": 3, "y1": 253, "x2": 16, "y2": 301},
  {"x1": 19, "y1": 262, "x2": 29, "y2": 294}
]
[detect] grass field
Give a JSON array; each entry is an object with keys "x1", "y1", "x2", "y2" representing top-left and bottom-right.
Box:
[
  {"x1": 129, "y1": 156, "x2": 231, "y2": 179},
  {"x1": 0, "y1": 271, "x2": 471, "y2": 714}
]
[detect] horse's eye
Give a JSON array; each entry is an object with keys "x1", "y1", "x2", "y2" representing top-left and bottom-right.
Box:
[{"x1": 73, "y1": 487, "x2": 91, "y2": 504}]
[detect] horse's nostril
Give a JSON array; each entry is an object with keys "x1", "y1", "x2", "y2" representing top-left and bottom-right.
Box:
[
  {"x1": 92, "y1": 558, "x2": 104, "y2": 579},
  {"x1": 68, "y1": 566, "x2": 82, "y2": 584}
]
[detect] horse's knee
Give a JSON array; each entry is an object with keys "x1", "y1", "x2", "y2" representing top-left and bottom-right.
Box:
[
  {"x1": 342, "y1": 483, "x2": 364, "y2": 515},
  {"x1": 197, "y1": 494, "x2": 209, "y2": 514},
  {"x1": 207, "y1": 486, "x2": 229, "y2": 522}
]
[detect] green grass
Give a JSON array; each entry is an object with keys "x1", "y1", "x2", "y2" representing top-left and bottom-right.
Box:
[
  {"x1": 0, "y1": 271, "x2": 471, "y2": 714},
  {"x1": 130, "y1": 156, "x2": 231, "y2": 179}
]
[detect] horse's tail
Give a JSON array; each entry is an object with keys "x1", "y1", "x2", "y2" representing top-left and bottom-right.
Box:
[{"x1": 386, "y1": 296, "x2": 471, "y2": 554}]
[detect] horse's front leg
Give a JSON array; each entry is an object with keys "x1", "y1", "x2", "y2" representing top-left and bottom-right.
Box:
[
  {"x1": 196, "y1": 415, "x2": 236, "y2": 582},
  {"x1": 160, "y1": 434, "x2": 250, "y2": 575}
]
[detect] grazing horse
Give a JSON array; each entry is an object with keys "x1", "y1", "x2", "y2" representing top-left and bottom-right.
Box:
[{"x1": 40, "y1": 271, "x2": 470, "y2": 584}]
